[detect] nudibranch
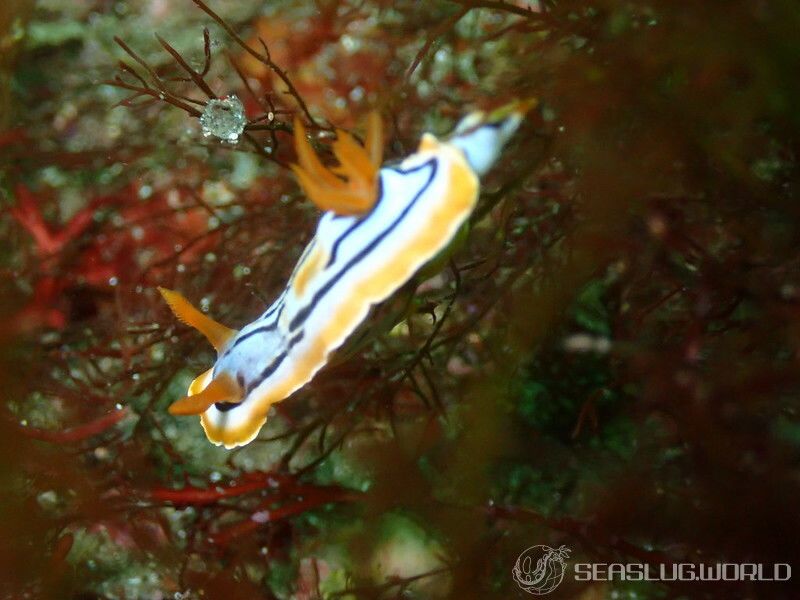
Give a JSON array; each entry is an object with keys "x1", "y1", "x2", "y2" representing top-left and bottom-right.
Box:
[{"x1": 160, "y1": 100, "x2": 534, "y2": 448}]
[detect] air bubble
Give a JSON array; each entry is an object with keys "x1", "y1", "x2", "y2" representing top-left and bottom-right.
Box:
[
  {"x1": 200, "y1": 95, "x2": 246, "y2": 143},
  {"x1": 349, "y1": 86, "x2": 365, "y2": 102},
  {"x1": 251, "y1": 510, "x2": 271, "y2": 523}
]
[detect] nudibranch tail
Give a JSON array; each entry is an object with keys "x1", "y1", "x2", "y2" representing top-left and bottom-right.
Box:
[
  {"x1": 450, "y1": 97, "x2": 537, "y2": 176},
  {"x1": 158, "y1": 287, "x2": 237, "y2": 352},
  {"x1": 168, "y1": 372, "x2": 242, "y2": 416},
  {"x1": 290, "y1": 114, "x2": 383, "y2": 216},
  {"x1": 488, "y1": 97, "x2": 538, "y2": 123}
]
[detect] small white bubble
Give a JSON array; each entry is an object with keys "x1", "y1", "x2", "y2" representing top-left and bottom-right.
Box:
[
  {"x1": 417, "y1": 81, "x2": 432, "y2": 98},
  {"x1": 233, "y1": 264, "x2": 251, "y2": 279},
  {"x1": 200, "y1": 95, "x2": 246, "y2": 143},
  {"x1": 349, "y1": 86, "x2": 365, "y2": 102},
  {"x1": 251, "y1": 510, "x2": 271, "y2": 523},
  {"x1": 166, "y1": 189, "x2": 182, "y2": 208},
  {"x1": 340, "y1": 34, "x2": 358, "y2": 52},
  {"x1": 562, "y1": 333, "x2": 611, "y2": 353},
  {"x1": 108, "y1": 276, "x2": 119, "y2": 286}
]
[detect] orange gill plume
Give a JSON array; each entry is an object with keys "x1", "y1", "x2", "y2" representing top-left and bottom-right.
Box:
[
  {"x1": 157, "y1": 287, "x2": 243, "y2": 415},
  {"x1": 290, "y1": 112, "x2": 383, "y2": 216}
]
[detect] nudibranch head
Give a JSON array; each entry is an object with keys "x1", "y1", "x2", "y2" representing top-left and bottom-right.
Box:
[
  {"x1": 158, "y1": 288, "x2": 243, "y2": 415},
  {"x1": 159, "y1": 287, "x2": 283, "y2": 447}
]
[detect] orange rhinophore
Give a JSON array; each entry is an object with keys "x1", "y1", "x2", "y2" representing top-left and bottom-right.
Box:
[{"x1": 290, "y1": 112, "x2": 382, "y2": 215}]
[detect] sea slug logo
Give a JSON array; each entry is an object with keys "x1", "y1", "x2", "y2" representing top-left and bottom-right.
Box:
[
  {"x1": 512, "y1": 543, "x2": 791, "y2": 593},
  {"x1": 512, "y1": 544, "x2": 571, "y2": 595}
]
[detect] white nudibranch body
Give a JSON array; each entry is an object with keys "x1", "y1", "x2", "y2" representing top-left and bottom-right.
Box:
[{"x1": 160, "y1": 100, "x2": 533, "y2": 448}]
